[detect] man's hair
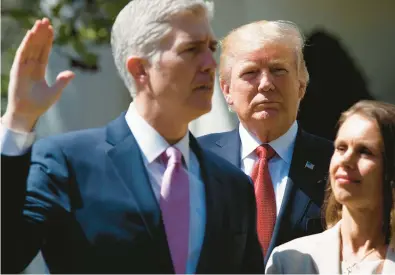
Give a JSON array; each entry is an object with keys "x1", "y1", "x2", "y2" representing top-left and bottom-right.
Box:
[
  {"x1": 111, "y1": 0, "x2": 214, "y2": 98},
  {"x1": 219, "y1": 20, "x2": 309, "y2": 90}
]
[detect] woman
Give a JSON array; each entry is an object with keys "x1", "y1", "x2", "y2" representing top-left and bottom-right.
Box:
[{"x1": 266, "y1": 100, "x2": 395, "y2": 274}]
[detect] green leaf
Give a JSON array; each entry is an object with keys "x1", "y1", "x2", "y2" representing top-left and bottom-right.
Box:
[
  {"x1": 5, "y1": 9, "x2": 31, "y2": 19},
  {"x1": 3, "y1": 9, "x2": 40, "y2": 29},
  {"x1": 1, "y1": 74, "x2": 10, "y2": 97},
  {"x1": 79, "y1": 27, "x2": 98, "y2": 40},
  {"x1": 71, "y1": 38, "x2": 88, "y2": 56},
  {"x1": 55, "y1": 23, "x2": 73, "y2": 45},
  {"x1": 82, "y1": 53, "x2": 98, "y2": 66},
  {"x1": 51, "y1": 3, "x2": 63, "y2": 17},
  {"x1": 3, "y1": 1, "x2": 135, "y2": 72}
]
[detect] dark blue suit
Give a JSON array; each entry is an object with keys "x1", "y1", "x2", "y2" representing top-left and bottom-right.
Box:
[
  {"x1": 1, "y1": 114, "x2": 264, "y2": 274},
  {"x1": 198, "y1": 126, "x2": 333, "y2": 263}
]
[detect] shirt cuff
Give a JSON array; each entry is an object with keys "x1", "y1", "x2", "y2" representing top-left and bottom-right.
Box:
[{"x1": 0, "y1": 124, "x2": 35, "y2": 156}]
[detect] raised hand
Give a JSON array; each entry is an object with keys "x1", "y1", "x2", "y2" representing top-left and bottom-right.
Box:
[{"x1": 2, "y1": 18, "x2": 75, "y2": 132}]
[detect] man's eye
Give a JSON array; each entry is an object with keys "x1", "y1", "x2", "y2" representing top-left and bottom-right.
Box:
[
  {"x1": 360, "y1": 147, "x2": 373, "y2": 156},
  {"x1": 185, "y1": 47, "x2": 197, "y2": 52},
  {"x1": 242, "y1": 70, "x2": 257, "y2": 76},
  {"x1": 271, "y1": 68, "x2": 287, "y2": 75}
]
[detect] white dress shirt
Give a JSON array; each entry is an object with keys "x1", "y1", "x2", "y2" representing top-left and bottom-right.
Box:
[
  {"x1": 122, "y1": 103, "x2": 206, "y2": 274},
  {"x1": 0, "y1": 125, "x2": 35, "y2": 155},
  {"x1": 239, "y1": 121, "x2": 298, "y2": 215},
  {"x1": 0, "y1": 104, "x2": 206, "y2": 274}
]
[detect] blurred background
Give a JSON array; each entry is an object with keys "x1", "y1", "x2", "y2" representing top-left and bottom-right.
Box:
[{"x1": 1, "y1": 0, "x2": 394, "y2": 273}]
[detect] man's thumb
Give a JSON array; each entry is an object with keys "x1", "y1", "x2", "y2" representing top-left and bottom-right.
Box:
[{"x1": 52, "y1": 70, "x2": 75, "y2": 94}]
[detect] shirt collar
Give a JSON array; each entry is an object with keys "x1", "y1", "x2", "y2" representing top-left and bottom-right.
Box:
[
  {"x1": 125, "y1": 102, "x2": 190, "y2": 168},
  {"x1": 239, "y1": 120, "x2": 298, "y2": 164}
]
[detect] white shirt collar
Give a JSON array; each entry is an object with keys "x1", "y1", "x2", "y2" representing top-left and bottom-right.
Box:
[
  {"x1": 239, "y1": 120, "x2": 298, "y2": 164},
  {"x1": 124, "y1": 102, "x2": 190, "y2": 168}
]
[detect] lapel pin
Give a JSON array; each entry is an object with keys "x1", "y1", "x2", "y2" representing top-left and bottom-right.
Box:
[{"x1": 305, "y1": 161, "x2": 315, "y2": 170}]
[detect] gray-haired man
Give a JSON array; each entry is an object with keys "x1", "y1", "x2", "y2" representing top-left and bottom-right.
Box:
[{"x1": 1, "y1": 1, "x2": 263, "y2": 273}]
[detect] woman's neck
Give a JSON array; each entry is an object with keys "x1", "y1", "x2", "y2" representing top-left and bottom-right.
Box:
[{"x1": 341, "y1": 206, "x2": 386, "y2": 259}]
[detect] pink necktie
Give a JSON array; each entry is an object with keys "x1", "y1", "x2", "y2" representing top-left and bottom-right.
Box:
[{"x1": 160, "y1": 147, "x2": 190, "y2": 274}]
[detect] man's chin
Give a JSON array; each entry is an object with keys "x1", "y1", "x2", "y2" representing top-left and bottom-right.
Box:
[
  {"x1": 186, "y1": 104, "x2": 212, "y2": 121},
  {"x1": 197, "y1": 104, "x2": 212, "y2": 116},
  {"x1": 253, "y1": 109, "x2": 279, "y2": 120}
]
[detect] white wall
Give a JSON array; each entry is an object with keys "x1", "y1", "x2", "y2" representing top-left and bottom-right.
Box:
[
  {"x1": 35, "y1": 45, "x2": 131, "y2": 138},
  {"x1": 211, "y1": 0, "x2": 395, "y2": 104}
]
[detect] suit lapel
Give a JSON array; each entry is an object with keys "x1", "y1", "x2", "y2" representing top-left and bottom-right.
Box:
[
  {"x1": 105, "y1": 114, "x2": 174, "y2": 272},
  {"x1": 105, "y1": 114, "x2": 161, "y2": 239},
  {"x1": 266, "y1": 176, "x2": 296, "y2": 261},
  {"x1": 280, "y1": 129, "x2": 314, "y2": 226},
  {"x1": 267, "y1": 129, "x2": 323, "y2": 260},
  {"x1": 383, "y1": 246, "x2": 395, "y2": 273},
  {"x1": 191, "y1": 134, "x2": 225, "y2": 273},
  {"x1": 313, "y1": 222, "x2": 341, "y2": 273},
  {"x1": 212, "y1": 129, "x2": 241, "y2": 167}
]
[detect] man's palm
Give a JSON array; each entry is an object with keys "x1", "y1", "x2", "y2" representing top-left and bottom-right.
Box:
[{"x1": 5, "y1": 18, "x2": 74, "y2": 129}]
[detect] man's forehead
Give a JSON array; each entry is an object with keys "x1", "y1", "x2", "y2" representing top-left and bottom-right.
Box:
[
  {"x1": 235, "y1": 46, "x2": 294, "y2": 65},
  {"x1": 174, "y1": 27, "x2": 217, "y2": 45},
  {"x1": 174, "y1": 20, "x2": 216, "y2": 40},
  {"x1": 160, "y1": 19, "x2": 216, "y2": 50},
  {"x1": 170, "y1": 12, "x2": 214, "y2": 35}
]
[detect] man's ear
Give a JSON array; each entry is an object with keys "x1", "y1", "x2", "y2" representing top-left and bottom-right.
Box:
[
  {"x1": 220, "y1": 78, "x2": 233, "y2": 105},
  {"x1": 298, "y1": 80, "x2": 306, "y2": 100},
  {"x1": 126, "y1": 56, "x2": 148, "y2": 85}
]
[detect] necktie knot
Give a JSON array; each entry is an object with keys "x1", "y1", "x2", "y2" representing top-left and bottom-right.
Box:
[
  {"x1": 255, "y1": 144, "x2": 276, "y2": 160},
  {"x1": 162, "y1": 146, "x2": 182, "y2": 166}
]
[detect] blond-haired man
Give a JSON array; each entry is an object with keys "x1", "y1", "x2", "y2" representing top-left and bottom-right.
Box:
[{"x1": 199, "y1": 20, "x2": 333, "y2": 262}]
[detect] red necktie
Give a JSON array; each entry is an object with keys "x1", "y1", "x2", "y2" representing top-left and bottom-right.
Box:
[{"x1": 251, "y1": 144, "x2": 276, "y2": 255}]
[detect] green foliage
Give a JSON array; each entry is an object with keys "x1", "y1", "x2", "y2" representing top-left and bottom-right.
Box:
[
  {"x1": 1, "y1": 0, "x2": 131, "y2": 107},
  {"x1": 1, "y1": 74, "x2": 10, "y2": 98},
  {"x1": 2, "y1": 0, "x2": 130, "y2": 70},
  {"x1": 1, "y1": 0, "x2": 210, "y2": 104}
]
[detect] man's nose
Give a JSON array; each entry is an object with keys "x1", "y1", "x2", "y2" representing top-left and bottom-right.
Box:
[
  {"x1": 258, "y1": 72, "x2": 275, "y2": 92},
  {"x1": 201, "y1": 49, "x2": 217, "y2": 73}
]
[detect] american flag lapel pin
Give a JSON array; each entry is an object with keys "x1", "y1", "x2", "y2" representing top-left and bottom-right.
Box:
[{"x1": 305, "y1": 161, "x2": 315, "y2": 170}]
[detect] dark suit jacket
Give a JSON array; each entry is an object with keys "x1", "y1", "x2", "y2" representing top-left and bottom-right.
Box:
[
  {"x1": 198, "y1": 125, "x2": 333, "y2": 263},
  {"x1": 1, "y1": 114, "x2": 264, "y2": 274}
]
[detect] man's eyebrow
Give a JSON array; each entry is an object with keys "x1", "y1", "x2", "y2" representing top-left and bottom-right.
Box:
[
  {"x1": 268, "y1": 59, "x2": 289, "y2": 65},
  {"x1": 180, "y1": 39, "x2": 218, "y2": 47}
]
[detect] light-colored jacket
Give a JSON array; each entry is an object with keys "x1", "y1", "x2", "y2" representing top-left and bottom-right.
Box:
[{"x1": 266, "y1": 221, "x2": 395, "y2": 274}]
